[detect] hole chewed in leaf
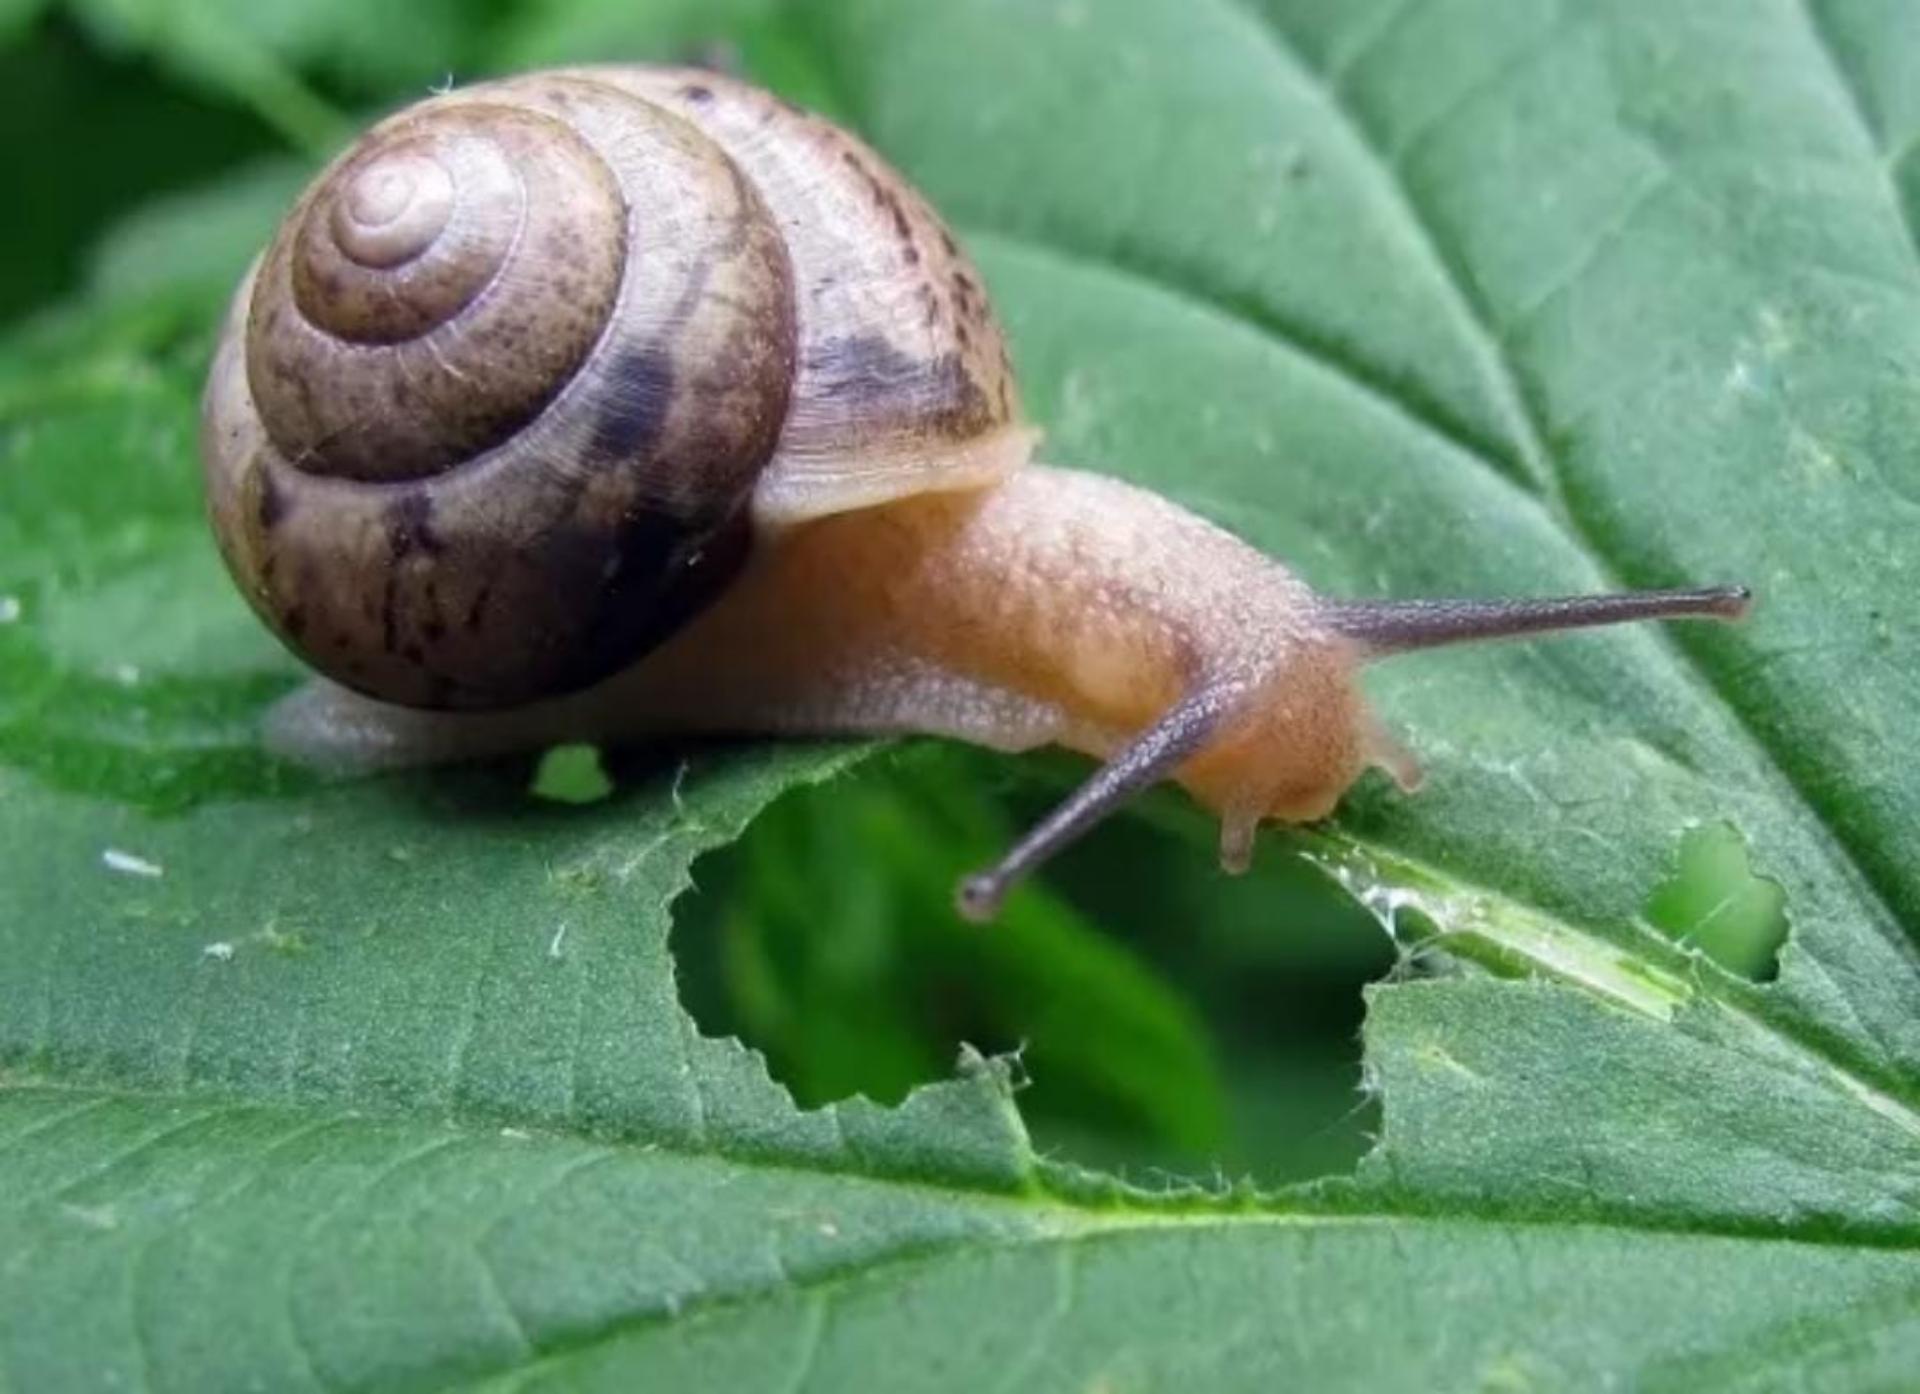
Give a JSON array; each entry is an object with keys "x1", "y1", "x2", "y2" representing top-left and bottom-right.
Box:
[
  {"x1": 671, "y1": 743, "x2": 1392, "y2": 1187},
  {"x1": 1642, "y1": 821, "x2": 1789, "y2": 982}
]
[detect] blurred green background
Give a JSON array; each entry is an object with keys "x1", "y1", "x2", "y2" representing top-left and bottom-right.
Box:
[{"x1": 0, "y1": 0, "x2": 1434, "y2": 1187}]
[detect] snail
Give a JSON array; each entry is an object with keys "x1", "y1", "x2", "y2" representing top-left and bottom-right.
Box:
[{"x1": 200, "y1": 65, "x2": 1751, "y2": 919}]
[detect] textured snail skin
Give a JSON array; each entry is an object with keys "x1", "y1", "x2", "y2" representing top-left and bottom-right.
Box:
[
  {"x1": 271, "y1": 461, "x2": 1397, "y2": 867},
  {"x1": 210, "y1": 66, "x2": 1750, "y2": 911}
]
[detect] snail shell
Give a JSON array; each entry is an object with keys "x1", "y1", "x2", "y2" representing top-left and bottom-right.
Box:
[{"x1": 202, "y1": 66, "x2": 1031, "y2": 709}]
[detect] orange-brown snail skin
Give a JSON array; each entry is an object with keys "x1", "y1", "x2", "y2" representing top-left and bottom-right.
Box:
[{"x1": 202, "y1": 65, "x2": 1751, "y2": 917}]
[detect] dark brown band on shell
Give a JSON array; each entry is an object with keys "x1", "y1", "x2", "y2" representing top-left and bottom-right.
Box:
[
  {"x1": 573, "y1": 66, "x2": 1027, "y2": 520},
  {"x1": 203, "y1": 73, "x2": 797, "y2": 709}
]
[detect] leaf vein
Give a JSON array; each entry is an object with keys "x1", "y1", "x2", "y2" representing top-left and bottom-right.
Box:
[
  {"x1": 1798, "y1": 0, "x2": 1920, "y2": 285},
  {"x1": 774, "y1": 1290, "x2": 830, "y2": 1394},
  {"x1": 1219, "y1": 0, "x2": 1555, "y2": 492}
]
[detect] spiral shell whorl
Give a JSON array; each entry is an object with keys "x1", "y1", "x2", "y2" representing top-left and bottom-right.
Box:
[
  {"x1": 251, "y1": 104, "x2": 628, "y2": 483},
  {"x1": 205, "y1": 73, "x2": 797, "y2": 708},
  {"x1": 327, "y1": 150, "x2": 455, "y2": 269}
]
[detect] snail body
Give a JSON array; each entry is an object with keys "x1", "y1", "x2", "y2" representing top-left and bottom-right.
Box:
[{"x1": 202, "y1": 65, "x2": 1749, "y2": 917}]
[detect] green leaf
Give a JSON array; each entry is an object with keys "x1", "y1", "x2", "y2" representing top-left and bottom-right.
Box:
[
  {"x1": 60, "y1": 0, "x2": 355, "y2": 153},
  {"x1": 0, "y1": 0, "x2": 53, "y2": 46},
  {"x1": 84, "y1": 157, "x2": 311, "y2": 306},
  {"x1": 59, "y1": 0, "x2": 503, "y2": 134},
  {"x1": 0, "y1": 22, "x2": 285, "y2": 322},
  {"x1": 4, "y1": 0, "x2": 1919, "y2": 1387}
]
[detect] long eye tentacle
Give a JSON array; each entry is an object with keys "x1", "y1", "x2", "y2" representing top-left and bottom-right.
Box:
[
  {"x1": 955, "y1": 681, "x2": 1242, "y2": 921},
  {"x1": 957, "y1": 581, "x2": 1754, "y2": 921},
  {"x1": 1321, "y1": 585, "x2": 1751, "y2": 658}
]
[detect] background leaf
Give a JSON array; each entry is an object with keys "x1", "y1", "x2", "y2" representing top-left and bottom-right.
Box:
[{"x1": 2, "y1": 0, "x2": 1917, "y2": 1388}]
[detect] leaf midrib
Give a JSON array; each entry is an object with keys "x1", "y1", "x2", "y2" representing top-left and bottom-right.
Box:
[
  {"x1": 7, "y1": 1081, "x2": 1914, "y2": 1249},
  {"x1": 460, "y1": 1204, "x2": 1920, "y2": 1393},
  {"x1": 18, "y1": 1080, "x2": 1906, "y2": 1388}
]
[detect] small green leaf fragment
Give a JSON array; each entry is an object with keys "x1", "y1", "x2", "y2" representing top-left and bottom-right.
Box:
[
  {"x1": 1642, "y1": 822, "x2": 1788, "y2": 981},
  {"x1": 529, "y1": 742, "x2": 614, "y2": 805}
]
